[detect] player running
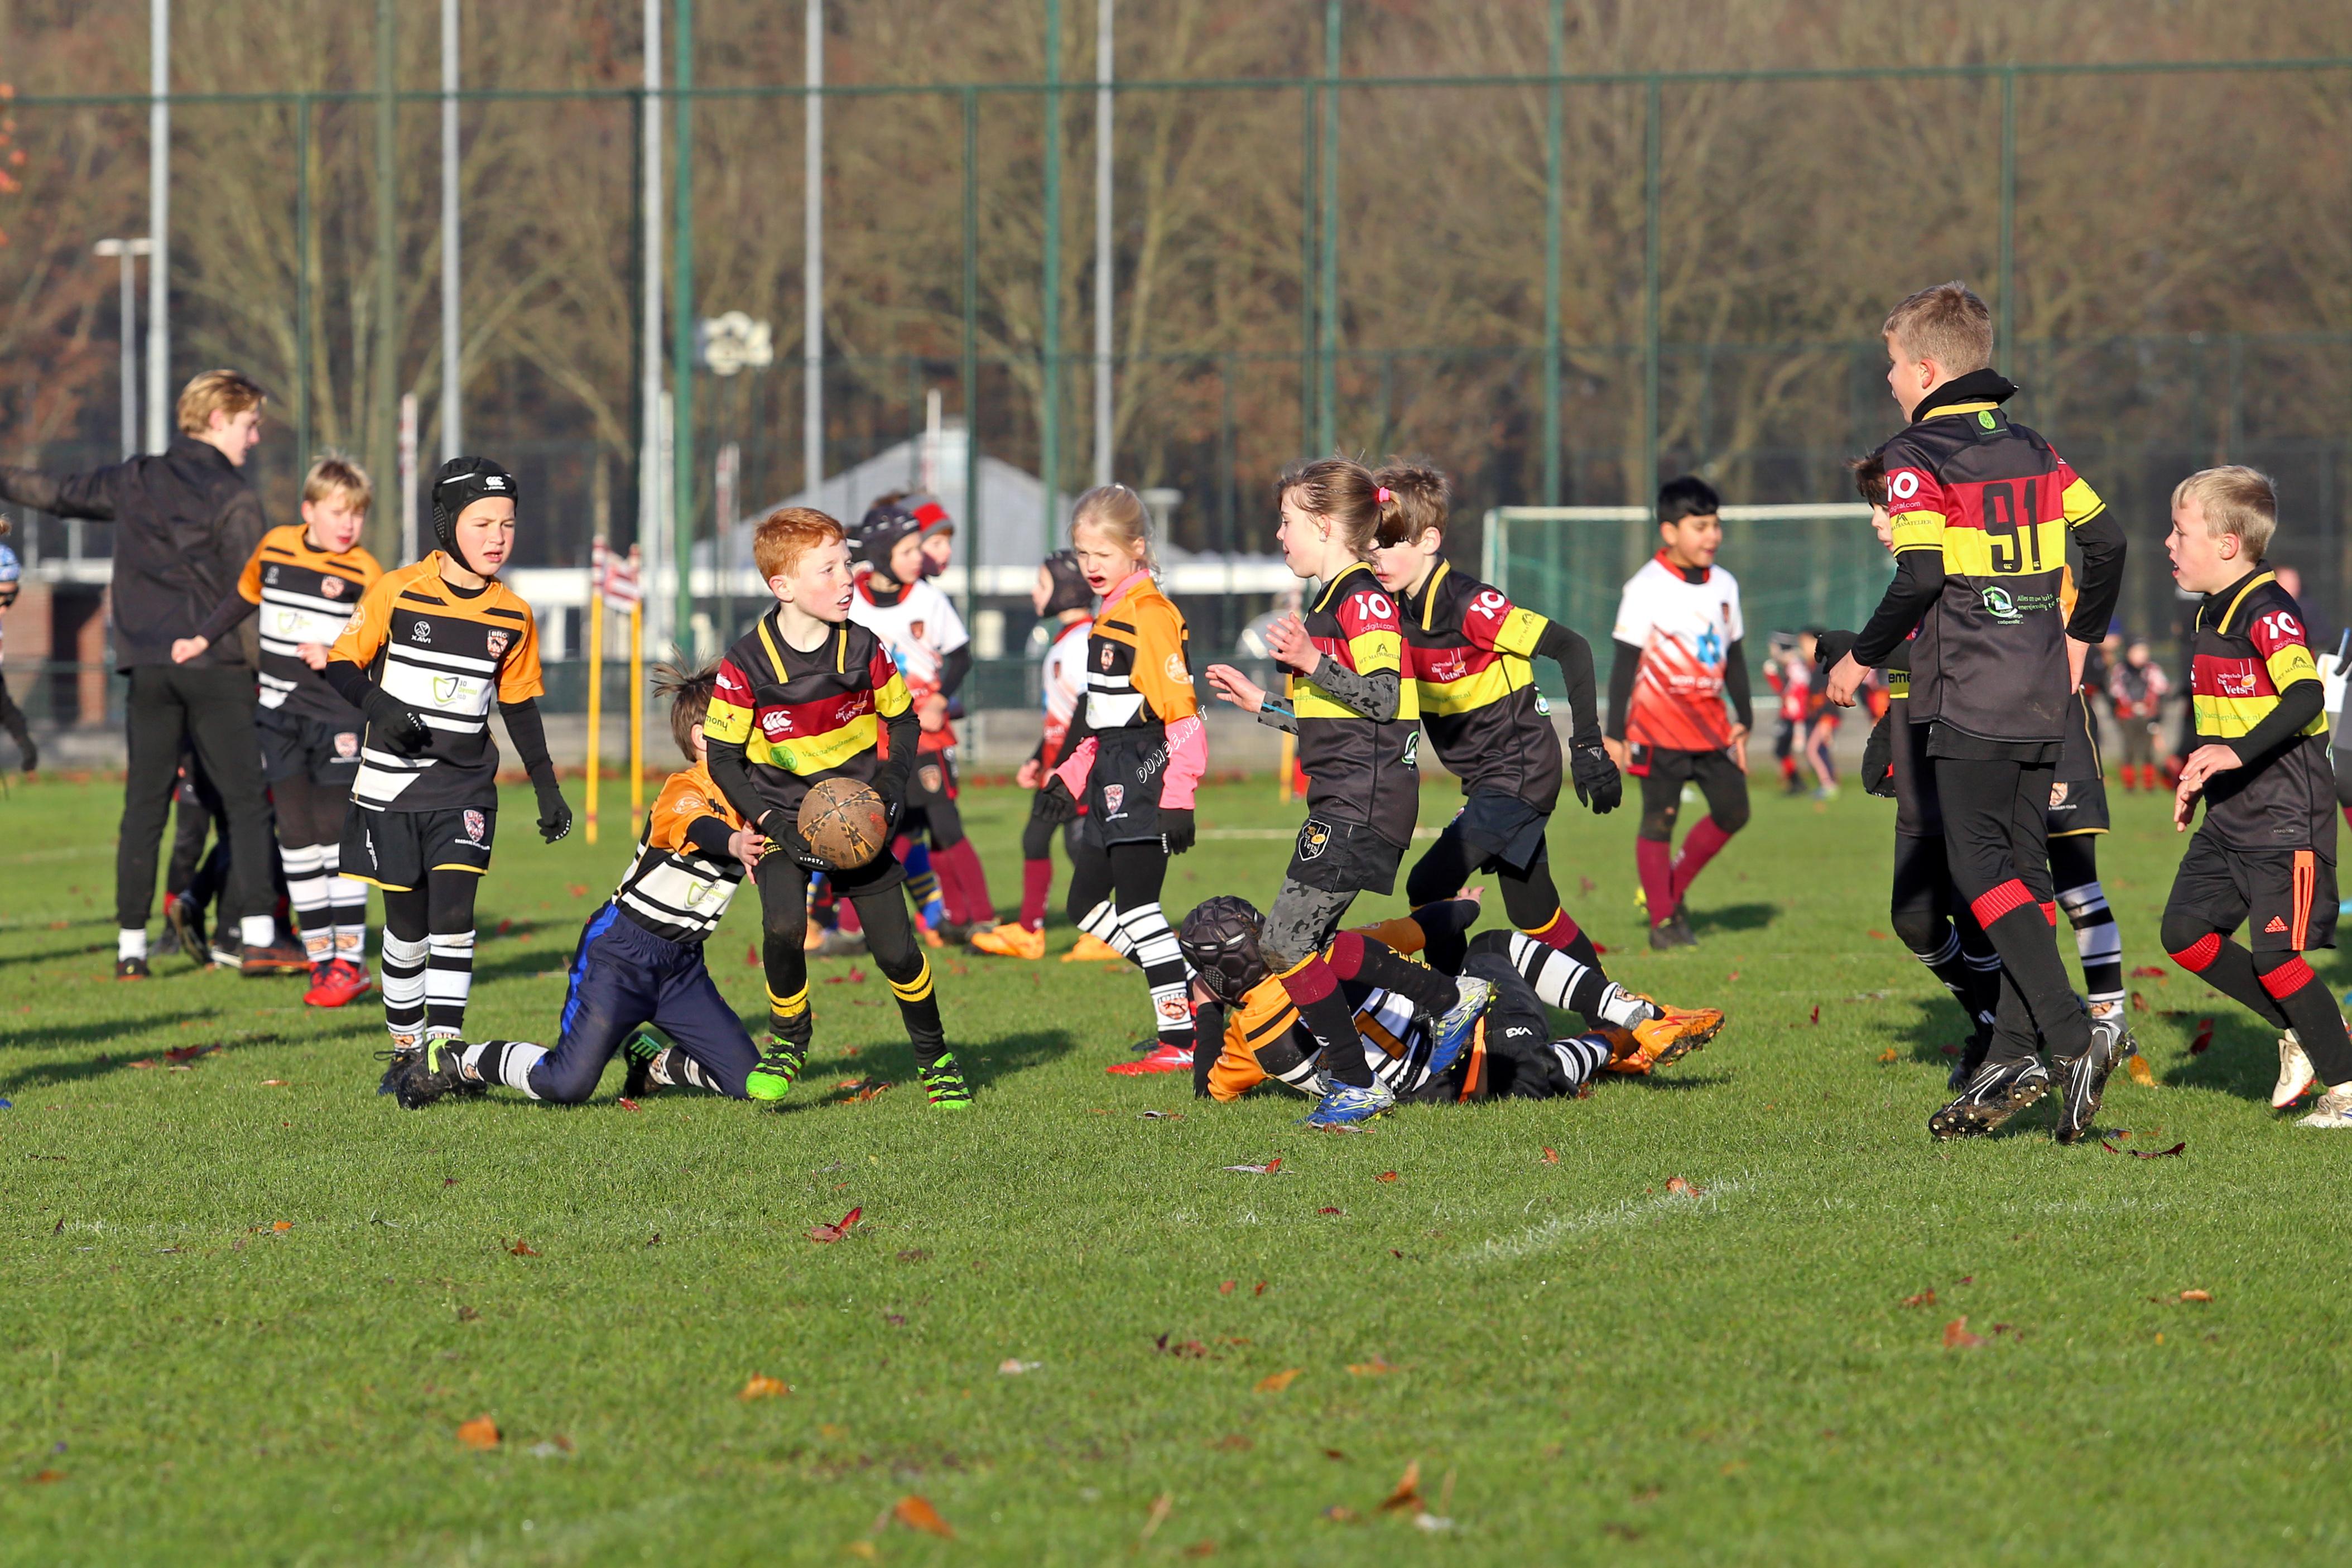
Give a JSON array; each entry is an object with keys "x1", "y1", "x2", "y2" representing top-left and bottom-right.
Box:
[
  {"x1": 1367, "y1": 459, "x2": 1721, "y2": 1051},
  {"x1": 973, "y1": 549, "x2": 1096, "y2": 960},
  {"x1": 325, "y1": 458, "x2": 572, "y2": 1086},
  {"x1": 1605, "y1": 476, "x2": 1754, "y2": 950},
  {"x1": 395, "y1": 663, "x2": 766, "y2": 1107},
  {"x1": 0, "y1": 522, "x2": 35, "y2": 773},
  {"x1": 1825, "y1": 281, "x2": 2127, "y2": 1143},
  {"x1": 1205, "y1": 456, "x2": 1486, "y2": 1127},
  {"x1": 2161, "y1": 468, "x2": 2352, "y2": 1129},
  {"x1": 174, "y1": 455, "x2": 384, "y2": 1008},
  {"x1": 1036, "y1": 485, "x2": 1207, "y2": 1073}
]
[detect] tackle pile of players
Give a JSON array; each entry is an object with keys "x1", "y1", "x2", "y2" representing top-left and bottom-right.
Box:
[{"x1": 79, "y1": 276, "x2": 2349, "y2": 1136}]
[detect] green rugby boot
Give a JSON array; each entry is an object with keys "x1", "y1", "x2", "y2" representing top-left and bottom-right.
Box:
[
  {"x1": 744, "y1": 1035, "x2": 810, "y2": 1103},
  {"x1": 917, "y1": 1052, "x2": 974, "y2": 1111}
]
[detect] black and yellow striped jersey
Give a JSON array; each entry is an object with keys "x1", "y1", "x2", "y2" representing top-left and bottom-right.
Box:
[
  {"x1": 1394, "y1": 561, "x2": 1564, "y2": 809},
  {"x1": 234, "y1": 525, "x2": 382, "y2": 723},
  {"x1": 2190, "y1": 570, "x2": 2334, "y2": 853},
  {"x1": 1292, "y1": 561, "x2": 1421, "y2": 848},
  {"x1": 1082, "y1": 574, "x2": 1197, "y2": 734},
  {"x1": 703, "y1": 610, "x2": 913, "y2": 823},
  {"x1": 610, "y1": 761, "x2": 748, "y2": 944},
  {"x1": 327, "y1": 552, "x2": 544, "y2": 810}
]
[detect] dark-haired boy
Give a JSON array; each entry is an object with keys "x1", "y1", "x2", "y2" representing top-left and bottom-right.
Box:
[
  {"x1": 1826, "y1": 281, "x2": 2127, "y2": 1142},
  {"x1": 1606, "y1": 475, "x2": 1753, "y2": 949},
  {"x1": 397, "y1": 665, "x2": 766, "y2": 1106},
  {"x1": 2161, "y1": 466, "x2": 2352, "y2": 1128}
]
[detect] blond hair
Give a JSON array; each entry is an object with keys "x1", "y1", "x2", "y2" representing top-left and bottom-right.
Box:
[
  {"x1": 753, "y1": 506, "x2": 844, "y2": 582},
  {"x1": 176, "y1": 369, "x2": 268, "y2": 437},
  {"x1": 301, "y1": 453, "x2": 373, "y2": 514},
  {"x1": 1882, "y1": 282, "x2": 1993, "y2": 376},
  {"x1": 1070, "y1": 483, "x2": 1157, "y2": 574},
  {"x1": 1371, "y1": 458, "x2": 1450, "y2": 544},
  {"x1": 2173, "y1": 465, "x2": 2278, "y2": 564}
]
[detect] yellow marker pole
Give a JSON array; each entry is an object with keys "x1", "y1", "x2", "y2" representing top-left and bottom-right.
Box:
[
  {"x1": 584, "y1": 591, "x2": 604, "y2": 845},
  {"x1": 1278, "y1": 729, "x2": 1296, "y2": 804},
  {"x1": 628, "y1": 598, "x2": 645, "y2": 838}
]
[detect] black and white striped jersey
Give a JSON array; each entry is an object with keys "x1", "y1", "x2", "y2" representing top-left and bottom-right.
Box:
[
  {"x1": 611, "y1": 762, "x2": 748, "y2": 944},
  {"x1": 233, "y1": 525, "x2": 382, "y2": 723}
]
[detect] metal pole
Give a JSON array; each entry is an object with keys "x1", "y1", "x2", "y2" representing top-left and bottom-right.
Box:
[
  {"x1": 672, "y1": 0, "x2": 696, "y2": 648},
  {"x1": 1040, "y1": 0, "x2": 1064, "y2": 557},
  {"x1": 1299, "y1": 81, "x2": 1315, "y2": 456},
  {"x1": 1998, "y1": 66, "x2": 2016, "y2": 376},
  {"x1": 1541, "y1": 0, "x2": 1562, "y2": 505},
  {"x1": 1092, "y1": 0, "x2": 1114, "y2": 487},
  {"x1": 373, "y1": 0, "x2": 398, "y2": 557},
  {"x1": 1642, "y1": 74, "x2": 1661, "y2": 504},
  {"x1": 641, "y1": 1, "x2": 663, "y2": 618},
  {"x1": 961, "y1": 87, "x2": 981, "y2": 621},
  {"x1": 440, "y1": 0, "x2": 463, "y2": 458},
  {"x1": 804, "y1": 0, "x2": 824, "y2": 499},
  {"x1": 109, "y1": 247, "x2": 137, "y2": 459},
  {"x1": 146, "y1": 0, "x2": 169, "y2": 454},
  {"x1": 1316, "y1": 0, "x2": 1339, "y2": 455},
  {"x1": 296, "y1": 94, "x2": 311, "y2": 473}
]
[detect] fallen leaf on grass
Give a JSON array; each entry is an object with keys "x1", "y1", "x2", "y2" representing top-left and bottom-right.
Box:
[
  {"x1": 745, "y1": 942, "x2": 761, "y2": 968},
  {"x1": 892, "y1": 1494, "x2": 954, "y2": 1538},
  {"x1": 1317, "y1": 1206, "x2": 1342, "y2": 1215},
  {"x1": 1665, "y1": 1176, "x2": 1701, "y2": 1196},
  {"x1": 508, "y1": 1240, "x2": 539, "y2": 1256},
  {"x1": 1944, "y1": 1317, "x2": 1983, "y2": 1349},
  {"x1": 1222, "y1": 1159, "x2": 1283, "y2": 1175},
  {"x1": 1184, "y1": 1538, "x2": 1219, "y2": 1557},
  {"x1": 808, "y1": 1206, "x2": 863, "y2": 1244},
  {"x1": 456, "y1": 1416, "x2": 501, "y2": 1449},
  {"x1": 1256, "y1": 1368, "x2": 1302, "y2": 1392},
  {"x1": 1901, "y1": 1288, "x2": 1937, "y2": 1309},
  {"x1": 2180, "y1": 1289, "x2": 2214, "y2": 1304},
  {"x1": 1867, "y1": 929, "x2": 1888, "y2": 940},
  {"x1": 1348, "y1": 1356, "x2": 1398, "y2": 1377},
  {"x1": 2125, "y1": 1055, "x2": 2158, "y2": 1087},
  {"x1": 455, "y1": 1306, "x2": 479, "y2": 1322},
  {"x1": 1324, "y1": 1448, "x2": 1346, "y2": 1460},
  {"x1": 824, "y1": 967, "x2": 868, "y2": 985},
  {"x1": 998, "y1": 1359, "x2": 1040, "y2": 1374},
  {"x1": 27, "y1": 1469, "x2": 65, "y2": 1484},
  {"x1": 1380, "y1": 1460, "x2": 1424, "y2": 1512},
  {"x1": 1877, "y1": 1048, "x2": 1899, "y2": 1064},
  {"x1": 1809, "y1": 1005, "x2": 1820, "y2": 1025},
  {"x1": 1375, "y1": 1171, "x2": 1398, "y2": 1184},
  {"x1": 2130, "y1": 965, "x2": 2168, "y2": 978},
  {"x1": 269, "y1": 1220, "x2": 292, "y2": 1233},
  {"x1": 1541, "y1": 1146, "x2": 1559, "y2": 1165},
  {"x1": 260, "y1": 1079, "x2": 288, "y2": 1087},
  {"x1": 1254, "y1": 1281, "x2": 1268, "y2": 1296},
  {"x1": 1726, "y1": 968, "x2": 1740, "y2": 983},
  {"x1": 1139, "y1": 1109, "x2": 1183, "y2": 1120},
  {"x1": 1138, "y1": 1492, "x2": 1174, "y2": 1545},
  {"x1": 2130, "y1": 992, "x2": 2149, "y2": 1013},
  {"x1": 896, "y1": 1248, "x2": 930, "y2": 1262},
  {"x1": 852, "y1": 1082, "x2": 891, "y2": 1104},
  {"x1": 843, "y1": 1544, "x2": 879, "y2": 1562},
  {"x1": 1323, "y1": 1506, "x2": 1358, "y2": 1523},
  {"x1": 1218, "y1": 1280, "x2": 1235, "y2": 1295},
  {"x1": 2187, "y1": 1018, "x2": 2214, "y2": 1055},
  {"x1": 2100, "y1": 1140, "x2": 2186, "y2": 1158},
  {"x1": 617, "y1": 1098, "x2": 641, "y2": 1112},
  {"x1": 566, "y1": 883, "x2": 589, "y2": 898},
  {"x1": 739, "y1": 1374, "x2": 790, "y2": 1399}
]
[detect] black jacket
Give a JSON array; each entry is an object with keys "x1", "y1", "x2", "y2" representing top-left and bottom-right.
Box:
[{"x1": 0, "y1": 437, "x2": 267, "y2": 670}]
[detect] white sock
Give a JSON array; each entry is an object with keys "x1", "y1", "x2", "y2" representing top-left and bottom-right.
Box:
[
  {"x1": 119, "y1": 927, "x2": 147, "y2": 961},
  {"x1": 240, "y1": 914, "x2": 273, "y2": 949}
]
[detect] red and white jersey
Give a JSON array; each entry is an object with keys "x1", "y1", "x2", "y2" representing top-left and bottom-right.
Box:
[
  {"x1": 1039, "y1": 613, "x2": 1093, "y2": 768},
  {"x1": 850, "y1": 575, "x2": 969, "y2": 754},
  {"x1": 1612, "y1": 552, "x2": 1743, "y2": 752}
]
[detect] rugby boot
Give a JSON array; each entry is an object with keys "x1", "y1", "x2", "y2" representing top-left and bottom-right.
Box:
[
  {"x1": 241, "y1": 937, "x2": 310, "y2": 976},
  {"x1": 1624, "y1": 1003, "x2": 1725, "y2": 1072},
  {"x1": 2273, "y1": 1030, "x2": 2315, "y2": 1109},
  {"x1": 744, "y1": 1035, "x2": 810, "y2": 1103},
  {"x1": 1106, "y1": 1042, "x2": 1194, "y2": 1076},
  {"x1": 1647, "y1": 912, "x2": 1696, "y2": 951},
  {"x1": 1423, "y1": 975, "x2": 1496, "y2": 1075},
  {"x1": 2296, "y1": 1083, "x2": 2352, "y2": 1128},
  {"x1": 304, "y1": 959, "x2": 373, "y2": 1009},
  {"x1": 114, "y1": 955, "x2": 151, "y2": 980},
  {"x1": 2052, "y1": 1016, "x2": 2124, "y2": 1145},
  {"x1": 375, "y1": 1037, "x2": 421, "y2": 1096},
  {"x1": 621, "y1": 1033, "x2": 665, "y2": 1099},
  {"x1": 1930, "y1": 1056, "x2": 2051, "y2": 1141},
  {"x1": 395, "y1": 1036, "x2": 471, "y2": 1110},
  {"x1": 1303, "y1": 1079, "x2": 1395, "y2": 1128},
  {"x1": 970, "y1": 923, "x2": 1047, "y2": 960},
  {"x1": 164, "y1": 893, "x2": 206, "y2": 969},
  {"x1": 917, "y1": 1052, "x2": 975, "y2": 1110},
  {"x1": 1061, "y1": 933, "x2": 1124, "y2": 962}
]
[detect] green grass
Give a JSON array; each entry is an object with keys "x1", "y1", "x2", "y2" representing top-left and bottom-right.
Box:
[{"x1": 3, "y1": 770, "x2": 2350, "y2": 1565}]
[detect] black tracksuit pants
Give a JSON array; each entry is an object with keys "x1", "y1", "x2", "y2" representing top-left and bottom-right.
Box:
[
  {"x1": 118, "y1": 665, "x2": 273, "y2": 934},
  {"x1": 1933, "y1": 754, "x2": 2091, "y2": 1068}
]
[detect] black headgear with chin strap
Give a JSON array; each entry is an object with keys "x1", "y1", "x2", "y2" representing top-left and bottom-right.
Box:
[
  {"x1": 1180, "y1": 896, "x2": 1271, "y2": 1007},
  {"x1": 430, "y1": 456, "x2": 520, "y2": 574},
  {"x1": 857, "y1": 499, "x2": 925, "y2": 583},
  {"x1": 1040, "y1": 549, "x2": 1092, "y2": 615}
]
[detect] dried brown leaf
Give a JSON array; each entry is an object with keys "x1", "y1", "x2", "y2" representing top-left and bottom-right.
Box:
[
  {"x1": 1256, "y1": 1368, "x2": 1302, "y2": 1393},
  {"x1": 456, "y1": 1416, "x2": 501, "y2": 1449},
  {"x1": 892, "y1": 1494, "x2": 953, "y2": 1538},
  {"x1": 1944, "y1": 1316, "x2": 1983, "y2": 1349},
  {"x1": 738, "y1": 1374, "x2": 790, "y2": 1399},
  {"x1": 1380, "y1": 1459, "x2": 1425, "y2": 1512}
]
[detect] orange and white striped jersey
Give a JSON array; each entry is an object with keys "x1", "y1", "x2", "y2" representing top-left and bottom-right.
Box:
[{"x1": 235, "y1": 525, "x2": 382, "y2": 721}]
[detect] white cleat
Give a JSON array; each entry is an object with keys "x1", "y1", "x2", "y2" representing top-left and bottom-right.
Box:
[
  {"x1": 2296, "y1": 1083, "x2": 2352, "y2": 1129},
  {"x1": 2273, "y1": 1030, "x2": 2315, "y2": 1109}
]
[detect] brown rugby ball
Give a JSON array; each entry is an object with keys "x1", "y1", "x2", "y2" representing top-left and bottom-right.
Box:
[{"x1": 796, "y1": 777, "x2": 889, "y2": 869}]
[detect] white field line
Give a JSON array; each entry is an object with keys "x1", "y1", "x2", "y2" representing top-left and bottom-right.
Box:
[{"x1": 1461, "y1": 1177, "x2": 1744, "y2": 1266}]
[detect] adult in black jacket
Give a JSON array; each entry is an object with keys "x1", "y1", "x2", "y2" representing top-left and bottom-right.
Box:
[{"x1": 0, "y1": 369, "x2": 299, "y2": 977}]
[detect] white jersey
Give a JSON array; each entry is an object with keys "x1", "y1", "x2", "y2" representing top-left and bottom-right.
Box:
[
  {"x1": 1611, "y1": 554, "x2": 1743, "y2": 753},
  {"x1": 1040, "y1": 613, "x2": 1093, "y2": 763},
  {"x1": 849, "y1": 574, "x2": 969, "y2": 699}
]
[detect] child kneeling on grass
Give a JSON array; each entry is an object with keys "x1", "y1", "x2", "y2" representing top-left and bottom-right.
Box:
[
  {"x1": 2162, "y1": 466, "x2": 2352, "y2": 1128},
  {"x1": 396, "y1": 664, "x2": 767, "y2": 1107}
]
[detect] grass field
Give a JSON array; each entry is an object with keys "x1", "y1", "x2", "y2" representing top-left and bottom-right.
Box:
[{"x1": 3, "y1": 767, "x2": 2350, "y2": 1565}]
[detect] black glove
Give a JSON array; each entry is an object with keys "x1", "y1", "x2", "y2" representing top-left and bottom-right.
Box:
[
  {"x1": 530, "y1": 768, "x2": 573, "y2": 843},
  {"x1": 1570, "y1": 740, "x2": 1622, "y2": 815},
  {"x1": 760, "y1": 810, "x2": 833, "y2": 873},
  {"x1": 363, "y1": 688, "x2": 432, "y2": 757},
  {"x1": 1814, "y1": 629, "x2": 1858, "y2": 674},
  {"x1": 1036, "y1": 776, "x2": 1080, "y2": 825},
  {"x1": 1862, "y1": 712, "x2": 1896, "y2": 798},
  {"x1": 1160, "y1": 806, "x2": 1195, "y2": 856}
]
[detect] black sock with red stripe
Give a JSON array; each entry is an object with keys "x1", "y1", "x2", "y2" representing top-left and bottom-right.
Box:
[
  {"x1": 1968, "y1": 876, "x2": 2091, "y2": 1064},
  {"x1": 2165, "y1": 929, "x2": 2292, "y2": 1030},
  {"x1": 2253, "y1": 951, "x2": 2352, "y2": 1084}
]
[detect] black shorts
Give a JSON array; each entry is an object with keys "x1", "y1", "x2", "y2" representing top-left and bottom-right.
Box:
[
  {"x1": 1633, "y1": 745, "x2": 1748, "y2": 835},
  {"x1": 1286, "y1": 814, "x2": 1404, "y2": 897},
  {"x1": 1446, "y1": 790, "x2": 1551, "y2": 876},
  {"x1": 2045, "y1": 772, "x2": 2110, "y2": 838},
  {"x1": 340, "y1": 803, "x2": 496, "y2": 892},
  {"x1": 907, "y1": 749, "x2": 958, "y2": 811},
  {"x1": 2165, "y1": 833, "x2": 2336, "y2": 953},
  {"x1": 1084, "y1": 728, "x2": 1179, "y2": 848},
  {"x1": 258, "y1": 709, "x2": 364, "y2": 788}
]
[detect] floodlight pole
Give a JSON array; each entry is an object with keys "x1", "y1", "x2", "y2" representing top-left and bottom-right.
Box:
[
  {"x1": 440, "y1": 0, "x2": 463, "y2": 459},
  {"x1": 1040, "y1": 0, "x2": 1064, "y2": 557},
  {"x1": 672, "y1": 0, "x2": 697, "y2": 649},
  {"x1": 804, "y1": 0, "x2": 824, "y2": 504},
  {"x1": 1641, "y1": 75, "x2": 1661, "y2": 506},
  {"x1": 146, "y1": 0, "x2": 169, "y2": 454},
  {"x1": 1316, "y1": 0, "x2": 1339, "y2": 455},
  {"x1": 94, "y1": 239, "x2": 152, "y2": 461},
  {"x1": 1092, "y1": 0, "x2": 1114, "y2": 487},
  {"x1": 641, "y1": 0, "x2": 664, "y2": 645},
  {"x1": 1540, "y1": 0, "x2": 1563, "y2": 506},
  {"x1": 373, "y1": 0, "x2": 399, "y2": 560}
]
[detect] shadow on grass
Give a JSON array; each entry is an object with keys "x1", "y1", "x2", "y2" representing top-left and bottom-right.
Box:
[
  {"x1": 1684, "y1": 902, "x2": 1776, "y2": 936},
  {"x1": 1, "y1": 1028, "x2": 288, "y2": 1095},
  {"x1": 2159, "y1": 1012, "x2": 2279, "y2": 1103},
  {"x1": 767, "y1": 1028, "x2": 1079, "y2": 1114},
  {"x1": 0, "y1": 932, "x2": 114, "y2": 971}
]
